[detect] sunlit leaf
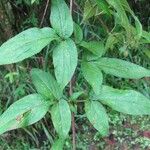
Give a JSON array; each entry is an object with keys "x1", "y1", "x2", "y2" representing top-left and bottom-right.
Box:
[
  {"x1": 53, "y1": 39, "x2": 78, "y2": 89},
  {"x1": 80, "y1": 41, "x2": 105, "y2": 57},
  {"x1": 74, "y1": 23, "x2": 83, "y2": 44},
  {"x1": 0, "y1": 94, "x2": 50, "y2": 135},
  {"x1": 51, "y1": 99, "x2": 71, "y2": 138},
  {"x1": 94, "y1": 57, "x2": 150, "y2": 79},
  {"x1": 81, "y1": 62, "x2": 103, "y2": 95},
  {"x1": 51, "y1": 138, "x2": 65, "y2": 150},
  {"x1": 50, "y1": 0, "x2": 73, "y2": 38},
  {"x1": 31, "y1": 68, "x2": 62, "y2": 100},
  {"x1": 85, "y1": 100, "x2": 109, "y2": 136},
  {"x1": 95, "y1": 85, "x2": 150, "y2": 115},
  {"x1": 0, "y1": 28, "x2": 57, "y2": 65},
  {"x1": 83, "y1": 0, "x2": 97, "y2": 21}
]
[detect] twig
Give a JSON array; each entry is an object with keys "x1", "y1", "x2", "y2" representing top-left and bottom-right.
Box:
[{"x1": 40, "y1": 0, "x2": 50, "y2": 27}]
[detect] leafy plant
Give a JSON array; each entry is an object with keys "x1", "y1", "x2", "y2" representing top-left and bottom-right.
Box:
[{"x1": 0, "y1": 0, "x2": 150, "y2": 149}]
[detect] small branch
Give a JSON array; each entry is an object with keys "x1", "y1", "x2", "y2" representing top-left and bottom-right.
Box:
[{"x1": 40, "y1": 0, "x2": 50, "y2": 27}]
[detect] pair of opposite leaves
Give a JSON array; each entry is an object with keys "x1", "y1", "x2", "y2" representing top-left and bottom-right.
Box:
[{"x1": 0, "y1": 0, "x2": 77, "y2": 90}]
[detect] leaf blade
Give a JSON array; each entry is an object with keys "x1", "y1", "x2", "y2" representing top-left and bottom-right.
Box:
[
  {"x1": 96, "y1": 85, "x2": 150, "y2": 115},
  {"x1": 0, "y1": 27, "x2": 57, "y2": 65},
  {"x1": 53, "y1": 39, "x2": 78, "y2": 89},
  {"x1": 96, "y1": 0, "x2": 111, "y2": 15},
  {"x1": 81, "y1": 62, "x2": 103, "y2": 95},
  {"x1": 85, "y1": 100, "x2": 109, "y2": 136},
  {"x1": 142, "y1": 31, "x2": 150, "y2": 43},
  {"x1": 83, "y1": 0, "x2": 97, "y2": 21},
  {"x1": 51, "y1": 99, "x2": 71, "y2": 138},
  {"x1": 106, "y1": 0, "x2": 130, "y2": 30},
  {"x1": 50, "y1": 0, "x2": 73, "y2": 38},
  {"x1": 51, "y1": 138, "x2": 65, "y2": 150},
  {"x1": 0, "y1": 94, "x2": 50, "y2": 135},
  {"x1": 74, "y1": 23, "x2": 83, "y2": 44},
  {"x1": 94, "y1": 57, "x2": 150, "y2": 79},
  {"x1": 80, "y1": 41, "x2": 105, "y2": 57},
  {"x1": 31, "y1": 68, "x2": 63, "y2": 100}
]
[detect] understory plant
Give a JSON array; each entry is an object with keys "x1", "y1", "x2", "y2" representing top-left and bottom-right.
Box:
[{"x1": 0, "y1": 0, "x2": 150, "y2": 149}]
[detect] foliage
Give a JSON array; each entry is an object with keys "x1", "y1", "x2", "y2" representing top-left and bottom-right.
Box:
[{"x1": 0, "y1": 0, "x2": 150, "y2": 149}]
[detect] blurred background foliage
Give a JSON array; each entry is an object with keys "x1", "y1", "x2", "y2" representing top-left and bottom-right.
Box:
[{"x1": 0, "y1": 0, "x2": 150, "y2": 149}]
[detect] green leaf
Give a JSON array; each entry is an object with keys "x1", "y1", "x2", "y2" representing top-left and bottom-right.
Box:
[
  {"x1": 74, "y1": 23, "x2": 83, "y2": 44},
  {"x1": 134, "y1": 16, "x2": 142, "y2": 39},
  {"x1": 81, "y1": 62, "x2": 103, "y2": 95},
  {"x1": 83, "y1": 0, "x2": 97, "y2": 21},
  {"x1": 53, "y1": 39, "x2": 78, "y2": 89},
  {"x1": 105, "y1": 33, "x2": 120, "y2": 50},
  {"x1": 51, "y1": 99, "x2": 71, "y2": 138},
  {"x1": 119, "y1": 0, "x2": 143, "y2": 40},
  {"x1": 70, "y1": 91, "x2": 84, "y2": 101},
  {"x1": 0, "y1": 28, "x2": 57, "y2": 65},
  {"x1": 85, "y1": 100, "x2": 109, "y2": 136},
  {"x1": 106, "y1": 0, "x2": 130, "y2": 30},
  {"x1": 83, "y1": 51, "x2": 100, "y2": 62},
  {"x1": 120, "y1": 0, "x2": 134, "y2": 15},
  {"x1": 80, "y1": 41, "x2": 105, "y2": 57},
  {"x1": 0, "y1": 94, "x2": 50, "y2": 135},
  {"x1": 31, "y1": 68, "x2": 62, "y2": 100},
  {"x1": 51, "y1": 138, "x2": 65, "y2": 150},
  {"x1": 96, "y1": 0, "x2": 111, "y2": 15},
  {"x1": 31, "y1": 0, "x2": 37, "y2": 4},
  {"x1": 96, "y1": 85, "x2": 150, "y2": 115},
  {"x1": 5, "y1": 72, "x2": 18, "y2": 84},
  {"x1": 94, "y1": 57, "x2": 150, "y2": 79},
  {"x1": 50, "y1": 0, "x2": 73, "y2": 38},
  {"x1": 142, "y1": 31, "x2": 150, "y2": 43},
  {"x1": 144, "y1": 50, "x2": 150, "y2": 59}
]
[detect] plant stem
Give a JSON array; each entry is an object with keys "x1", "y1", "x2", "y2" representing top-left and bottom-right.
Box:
[
  {"x1": 69, "y1": 0, "x2": 76, "y2": 149},
  {"x1": 71, "y1": 112, "x2": 76, "y2": 150},
  {"x1": 69, "y1": 81, "x2": 76, "y2": 150},
  {"x1": 40, "y1": 0, "x2": 50, "y2": 27},
  {"x1": 70, "y1": 0, "x2": 73, "y2": 14}
]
